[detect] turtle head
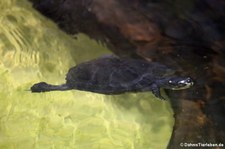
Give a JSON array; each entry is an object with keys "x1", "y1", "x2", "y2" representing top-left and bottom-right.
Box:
[
  {"x1": 31, "y1": 82, "x2": 50, "y2": 92},
  {"x1": 159, "y1": 76, "x2": 194, "y2": 90}
]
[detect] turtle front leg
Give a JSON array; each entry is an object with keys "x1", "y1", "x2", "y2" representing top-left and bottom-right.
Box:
[{"x1": 150, "y1": 84, "x2": 166, "y2": 100}]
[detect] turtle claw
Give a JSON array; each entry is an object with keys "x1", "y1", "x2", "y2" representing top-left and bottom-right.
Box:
[
  {"x1": 153, "y1": 93, "x2": 166, "y2": 100},
  {"x1": 158, "y1": 96, "x2": 166, "y2": 100},
  {"x1": 150, "y1": 84, "x2": 166, "y2": 100}
]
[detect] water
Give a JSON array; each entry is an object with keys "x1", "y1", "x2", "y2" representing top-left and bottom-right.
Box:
[{"x1": 0, "y1": 0, "x2": 174, "y2": 148}]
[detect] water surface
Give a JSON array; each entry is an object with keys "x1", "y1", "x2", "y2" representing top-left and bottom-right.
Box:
[{"x1": 0, "y1": 0, "x2": 174, "y2": 148}]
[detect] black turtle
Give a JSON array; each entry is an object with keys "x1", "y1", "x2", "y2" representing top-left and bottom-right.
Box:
[{"x1": 31, "y1": 55, "x2": 194, "y2": 99}]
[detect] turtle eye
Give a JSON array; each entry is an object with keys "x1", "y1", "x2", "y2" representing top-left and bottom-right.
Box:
[{"x1": 168, "y1": 80, "x2": 173, "y2": 84}]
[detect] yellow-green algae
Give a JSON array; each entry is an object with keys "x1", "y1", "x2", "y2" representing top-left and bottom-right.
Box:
[{"x1": 0, "y1": 0, "x2": 174, "y2": 149}]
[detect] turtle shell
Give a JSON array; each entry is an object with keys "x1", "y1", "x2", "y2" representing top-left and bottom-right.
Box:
[{"x1": 65, "y1": 55, "x2": 175, "y2": 93}]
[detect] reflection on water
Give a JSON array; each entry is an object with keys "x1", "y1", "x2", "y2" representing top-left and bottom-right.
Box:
[{"x1": 0, "y1": 0, "x2": 174, "y2": 148}]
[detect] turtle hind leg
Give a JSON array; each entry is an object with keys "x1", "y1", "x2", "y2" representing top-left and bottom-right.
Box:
[
  {"x1": 31, "y1": 82, "x2": 71, "y2": 92},
  {"x1": 150, "y1": 84, "x2": 166, "y2": 100}
]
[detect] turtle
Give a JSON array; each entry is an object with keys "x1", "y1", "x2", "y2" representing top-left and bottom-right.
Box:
[{"x1": 31, "y1": 55, "x2": 194, "y2": 99}]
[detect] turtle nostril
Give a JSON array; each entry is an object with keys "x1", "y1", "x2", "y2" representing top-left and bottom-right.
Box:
[
  {"x1": 186, "y1": 77, "x2": 194, "y2": 86},
  {"x1": 186, "y1": 77, "x2": 192, "y2": 83}
]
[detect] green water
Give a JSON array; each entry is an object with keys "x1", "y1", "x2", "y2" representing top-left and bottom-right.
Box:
[{"x1": 0, "y1": 0, "x2": 174, "y2": 149}]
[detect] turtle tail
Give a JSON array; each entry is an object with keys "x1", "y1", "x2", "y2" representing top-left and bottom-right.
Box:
[{"x1": 31, "y1": 82, "x2": 70, "y2": 92}]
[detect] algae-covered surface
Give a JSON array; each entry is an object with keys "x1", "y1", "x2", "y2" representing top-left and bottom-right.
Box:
[{"x1": 0, "y1": 0, "x2": 174, "y2": 148}]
